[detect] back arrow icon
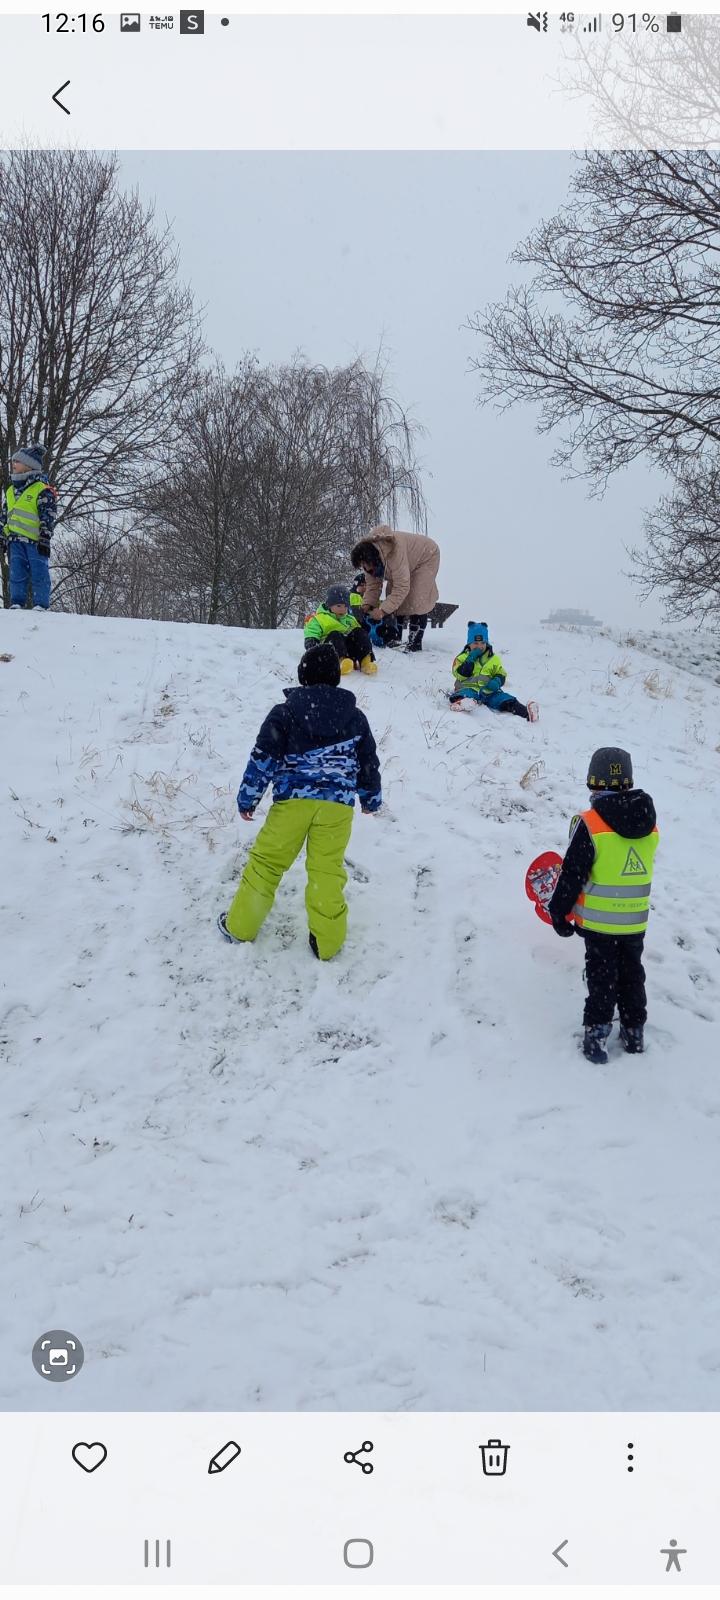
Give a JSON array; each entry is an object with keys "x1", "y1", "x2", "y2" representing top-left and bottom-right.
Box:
[
  {"x1": 552, "y1": 1540, "x2": 569, "y2": 1568},
  {"x1": 52, "y1": 81, "x2": 71, "y2": 114}
]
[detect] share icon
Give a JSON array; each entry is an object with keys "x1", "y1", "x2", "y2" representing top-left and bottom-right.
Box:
[{"x1": 344, "y1": 1440, "x2": 374, "y2": 1474}]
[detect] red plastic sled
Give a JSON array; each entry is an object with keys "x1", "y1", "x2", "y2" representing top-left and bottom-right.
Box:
[{"x1": 525, "y1": 850, "x2": 564, "y2": 925}]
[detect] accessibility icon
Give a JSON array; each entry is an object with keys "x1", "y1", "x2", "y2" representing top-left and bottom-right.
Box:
[{"x1": 661, "y1": 1540, "x2": 686, "y2": 1573}]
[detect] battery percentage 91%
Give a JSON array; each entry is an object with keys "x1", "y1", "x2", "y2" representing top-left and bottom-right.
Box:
[{"x1": 612, "y1": 12, "x2": 661, "y2": 27}]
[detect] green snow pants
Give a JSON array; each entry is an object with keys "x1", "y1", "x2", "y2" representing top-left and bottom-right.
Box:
[{"x1": 225, "y1": 798, "x2": 354, "y2": 959}]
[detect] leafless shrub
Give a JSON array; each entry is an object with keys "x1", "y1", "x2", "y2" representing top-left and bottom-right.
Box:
[
  {"x1": 519, "y1": 759, "x2": 545, "y2": 790},
  {"x1": 643, "y1": 669, "x2": 672, "y2": 699}
]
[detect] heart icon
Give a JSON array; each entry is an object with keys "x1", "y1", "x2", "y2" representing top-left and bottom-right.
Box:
[{"x1": 72, "y1": 1441, "x2": 107, "y2": 1473}]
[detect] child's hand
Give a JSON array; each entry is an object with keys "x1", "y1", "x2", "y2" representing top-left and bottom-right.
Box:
[{"x1": 239, "y1": 809, "x2": 255, "y2": 821}]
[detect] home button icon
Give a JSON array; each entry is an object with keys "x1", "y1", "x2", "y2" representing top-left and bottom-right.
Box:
[{"x1": 344, "y1": 1538, "x2": 374, "y2": 1569}]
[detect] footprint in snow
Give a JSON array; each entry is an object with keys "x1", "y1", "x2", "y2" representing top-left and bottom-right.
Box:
[
  {"x1": 414, "y1": 863, "x2": 434, "y2": 911},
  {"x1": 433, "y1": 1194, "x2": 483, "y2": 1229}
]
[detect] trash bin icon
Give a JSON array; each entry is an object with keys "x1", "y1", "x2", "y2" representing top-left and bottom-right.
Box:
[{"x1": 480, "y1": 1439, "x2": 509, "y2": 1476}]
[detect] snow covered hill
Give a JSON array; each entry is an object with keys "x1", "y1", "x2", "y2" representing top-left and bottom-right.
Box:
[{"x1": 1, "y1": 610, "x2": 719, "y2": 1413}]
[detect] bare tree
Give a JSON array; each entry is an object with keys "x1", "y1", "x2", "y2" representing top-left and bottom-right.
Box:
[
  {"x1": 0, "y1": 147, "x2": 202, "y2": 605},
  {"x1": 469, "y1": 147, "x2": 720, "y2": 616},
  {"x1": 135, "y1": 354, "x2": 427, "y2": 630},
  {"x1": 632, "y1": 464, "x2": 720, "y2": 621},
  {"x1": 558, "y1": 15, "x2": 720, "y2": 150},
  {"x1": 140, "y1": 361, "x2": 258, "y2": 625},
  {"x1": 52, "y1": 517, "x2": 129, "y2": 616}
]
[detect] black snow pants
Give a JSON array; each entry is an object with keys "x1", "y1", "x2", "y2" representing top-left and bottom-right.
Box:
[
  {"x1": 581, "y1": 930, "x2": 647, "y2": 1028},
  {"x1": 497, "y1": 696, "x2": 530, "y2": 720},
  {"x1": 323, "y1": 627, "x2": 374, "y2": 665}
]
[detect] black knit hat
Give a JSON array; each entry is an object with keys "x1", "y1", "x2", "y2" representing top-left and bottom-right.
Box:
[
  {"x1": 298, "y1": 642, "x2": 341, "y2": 688},
  {"x1": 587, "y1": 746, "x2": 634, "y2": 790},
  {"x1": 325, "y1": 584, "x2": 351, "y2": 609}
]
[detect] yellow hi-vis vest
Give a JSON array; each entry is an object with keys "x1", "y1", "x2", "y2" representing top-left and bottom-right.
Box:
[
  {"x1": 573, "y1": 808, "x2": 659, "y2": 935},
  {"x1": 5, "y1": 480, "x2": 46, "y2": 543}
]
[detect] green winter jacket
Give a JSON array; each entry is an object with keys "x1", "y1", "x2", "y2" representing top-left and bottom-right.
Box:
[
  {"x1": 304, "y1": 603, "x2": 360, "y2": 643},
  {"x1": 452, "y1": 644, "x2": 507, "y2": 692}
]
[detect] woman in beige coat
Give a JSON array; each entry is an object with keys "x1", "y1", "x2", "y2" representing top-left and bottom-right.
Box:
[{"x1": 350, "y1": 526, "x2": 441, "y2": 652}]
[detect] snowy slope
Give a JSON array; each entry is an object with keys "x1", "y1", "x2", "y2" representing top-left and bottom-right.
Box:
[{"x1": 1, "y1": 610, "x2": 719, "y2": 1413}]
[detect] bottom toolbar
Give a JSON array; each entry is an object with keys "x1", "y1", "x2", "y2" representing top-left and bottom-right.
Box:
[{"x1": 0, "y1": 1413, "x2": 714, "y2": 1583}]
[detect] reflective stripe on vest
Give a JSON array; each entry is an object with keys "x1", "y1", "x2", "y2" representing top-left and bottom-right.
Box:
[
  {"x1": 573, "y1": 808, "x2": 659, "y2": 935},
  {"x1": 452, "y1": 647, "x2": 504, "y2": 685},
  {"x1": 5, "y1": 481, "x2": 45, "y2": 543}
]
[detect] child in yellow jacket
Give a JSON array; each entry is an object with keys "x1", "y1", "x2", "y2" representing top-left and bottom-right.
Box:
[
  {"x1": 304, "y1": 585, "x2": 376, "y2": 675},
  {"x1": 449, "y1": 622, "x2": 538, "y2": 720}
]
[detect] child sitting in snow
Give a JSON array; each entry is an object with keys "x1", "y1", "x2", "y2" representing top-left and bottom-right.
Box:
[
  {"x1": 449, "y1": 622, "x2": 538, "y2": 721},
  {"x1": 217, "y1": 642, "x2": 382, "y2": 961},
  {"x1": 304, "y1": 584, "x2": 377, "y2": 675}
]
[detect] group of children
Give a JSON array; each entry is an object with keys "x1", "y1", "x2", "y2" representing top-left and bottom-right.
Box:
[
  {"x1": 302, "y1": 583, "x2": 541, "y2": 725},
  {"x1": 218, "y1": 576, "x2": 659, "y2": 1065}
]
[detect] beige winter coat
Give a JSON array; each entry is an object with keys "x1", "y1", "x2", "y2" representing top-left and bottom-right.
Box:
[{"x1": 362, "y1": 527, "x2": 440, "y2": 618}]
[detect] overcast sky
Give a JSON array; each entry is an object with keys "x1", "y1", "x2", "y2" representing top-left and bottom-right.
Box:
[{"x1": 120, "y1": 152, "x2": 663, "y2": 628}]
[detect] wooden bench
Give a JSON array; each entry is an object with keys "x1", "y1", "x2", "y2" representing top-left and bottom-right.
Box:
[{"x1": 429, "y1": 602, "x2": 459, "y2": 629}]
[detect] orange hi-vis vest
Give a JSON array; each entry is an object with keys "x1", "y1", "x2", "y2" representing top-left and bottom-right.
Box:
[{"x1": 572, "y1": 807, "x2": 659, "y2": 936}]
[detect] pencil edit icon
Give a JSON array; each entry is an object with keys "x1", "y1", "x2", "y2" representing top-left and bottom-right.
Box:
[{"x1": 208, "y1": 1440, "x2": 241, "y2": 1475}]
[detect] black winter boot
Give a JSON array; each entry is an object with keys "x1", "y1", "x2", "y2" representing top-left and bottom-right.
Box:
[
  {"x1": 309, "y1": 933, "x2": 320, "y2": 959},
  {"x1": 583, "y1": 1024, "x2": 612, "y2": 1064},
  {"x1": 619, "y1": 1024, "x2": 644, "y2": 1054},
  {"x1": 405, "y1": 614, "x2": 428, "y2": 653}
]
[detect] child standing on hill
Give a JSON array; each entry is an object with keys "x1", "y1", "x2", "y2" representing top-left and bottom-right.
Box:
[
  {"x1": 1, "y1": 444, "x2": 57, "y2": 611},
  {"x1": 548, "y1": 746, "x2": 659, "y2": 1064},
  {"x1": 449, "y1": 622, "x2": 538, "y2": 720},
  {"x1": 218, "y1": 642, "x2": 382, "y2": 960},
  {"x1": 304, "y1": 585, "x2": 377, "y2": 675}
]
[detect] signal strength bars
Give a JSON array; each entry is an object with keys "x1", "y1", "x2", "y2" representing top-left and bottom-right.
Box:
[{"x1": 581, "y1": 12, "x2": 602, "y2": 28}]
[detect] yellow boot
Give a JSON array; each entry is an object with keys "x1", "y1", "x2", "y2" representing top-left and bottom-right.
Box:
[
  {"x1": 340, "y1": 657, "x2": 353, "y2": 676},
  {"x1": 360, "y1": 655, "x2": 378, "y2": 675}
]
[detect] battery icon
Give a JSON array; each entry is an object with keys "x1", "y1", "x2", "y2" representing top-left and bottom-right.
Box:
[{"x1": 666, "y1": 12, "x2": 682, "y2": 29}]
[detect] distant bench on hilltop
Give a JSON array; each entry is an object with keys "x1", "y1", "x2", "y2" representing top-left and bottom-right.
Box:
[{"x1": 429, "y1": 602, "x2": 459, "y2": 629}]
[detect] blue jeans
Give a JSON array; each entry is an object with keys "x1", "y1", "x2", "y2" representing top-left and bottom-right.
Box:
[
  {"x1": 8, "y1": 539, "x2": 51, "y2": 609},
  {"x1": 452, "y1": 683, "x2": 515, "y2": 710}
]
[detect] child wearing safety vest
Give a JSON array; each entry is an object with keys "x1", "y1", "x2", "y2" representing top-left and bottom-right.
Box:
[
  {"x1": 304, "y1": 585, "x2": 377, "y2": 676},
  {"x1": 217, "y1": 642, "x2": 382, "y2": 960},
  {"x1": 449, "y1": 621, "x2": 538, "y2": 721},
  {"x1": 1, "y1": 444, "x2": 57, "y2": 611},
  {"x1": 548, "y1": 746, "x2": 659, "y2": 1064}
]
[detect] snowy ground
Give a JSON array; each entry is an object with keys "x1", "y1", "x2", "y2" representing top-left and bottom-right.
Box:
[{"x1": 1, "y1": 610, "x2": 719, "y2": 1412}]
